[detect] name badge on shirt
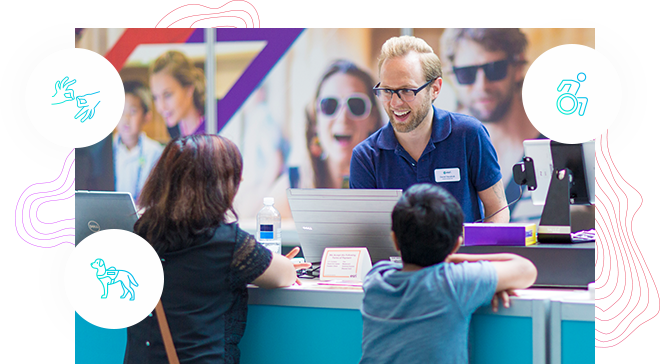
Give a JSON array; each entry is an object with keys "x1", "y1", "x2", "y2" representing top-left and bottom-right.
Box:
[{"x1": 435, "y1": 168, "x2": 460, "y2": 182}]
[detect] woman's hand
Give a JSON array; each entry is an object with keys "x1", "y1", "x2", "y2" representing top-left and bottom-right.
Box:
[{"x1": 285, "y1": 247, "x2": 311, "y2": 285}]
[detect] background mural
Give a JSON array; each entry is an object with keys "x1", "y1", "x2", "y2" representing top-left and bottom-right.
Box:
[{"x1": 76, "y1": 28, "x2": 595, "y2": 228}]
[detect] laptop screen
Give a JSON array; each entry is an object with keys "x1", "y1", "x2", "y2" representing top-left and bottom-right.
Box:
[
  {"x1": 287, "y1": 188, "x2": 402, "y2": 264},
  {"x1": 75, "y1": 191, "x2": 139, "y2": 246}
]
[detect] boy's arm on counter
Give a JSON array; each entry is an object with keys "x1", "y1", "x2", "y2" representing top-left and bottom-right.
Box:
[{"x1": 446, "y1": 253, "x2": 538, "y2": 292}]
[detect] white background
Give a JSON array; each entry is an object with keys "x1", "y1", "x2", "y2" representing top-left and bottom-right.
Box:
[{"x1": 0, "y1": 192, "x2": 21, "y2": 363}]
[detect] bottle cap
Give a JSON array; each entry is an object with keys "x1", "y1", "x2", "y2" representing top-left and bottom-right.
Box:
[{"x1": 263, "y1": 197, "x2": 275, "y2": 205}]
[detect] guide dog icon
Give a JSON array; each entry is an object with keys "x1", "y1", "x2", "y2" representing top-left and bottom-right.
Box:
[{"x1": 90, "y1": 258, "x2": 139, "y2": 301}]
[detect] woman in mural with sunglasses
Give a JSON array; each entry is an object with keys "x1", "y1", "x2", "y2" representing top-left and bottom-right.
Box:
[
  {"x1": 149, "y1": 50, "x2": 207, "y2": 139},
  {"x1": 267, "y1": 60, "x2": 383, "y2": 219},
  {"x1": 299, "y1": 59, "x2": 383, "y2": 189}
]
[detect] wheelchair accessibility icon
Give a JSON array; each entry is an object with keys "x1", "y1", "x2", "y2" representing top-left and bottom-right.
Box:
[{"x1": 556, "y1": 72, "x2": 588, "y2": 116}]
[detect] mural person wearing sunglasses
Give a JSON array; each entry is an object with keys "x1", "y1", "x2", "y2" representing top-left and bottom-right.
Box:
[
  {"x1": 440, "y1": 28, "x2": 595, "y2": 228},
  {"x1": 350, "y1": 36, "x2": 509, "y2": 223},
  {"x1": 305, "y1": 60, "x2": 383, "y2": 189},
  {"x1": 440, "y1": 28, "x2": 542, "y2": 223},
  {"x1": 269, "y1": 60, "x2": 383, "y2": 218}
]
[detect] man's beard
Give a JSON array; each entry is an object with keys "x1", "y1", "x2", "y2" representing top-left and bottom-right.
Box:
[
  {"x1": 468, "y1": 88, "x2": 515, "y2": 123},
  {"x1": 388, "y1": 92, "x2": 432, "y2": 133}
]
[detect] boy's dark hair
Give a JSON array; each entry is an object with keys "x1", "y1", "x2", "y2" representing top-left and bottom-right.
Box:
[
  {"x1": 392, "y1": 183, "x2": 464, "y2": 267},
  {"x1": 123, "y1": 80, "x2": 152, "y2": 114}
]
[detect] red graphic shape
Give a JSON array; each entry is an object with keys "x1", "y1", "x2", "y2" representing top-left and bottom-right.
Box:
[{"x1": 104, "y1": 29, "x2": 196, "y2": 72}]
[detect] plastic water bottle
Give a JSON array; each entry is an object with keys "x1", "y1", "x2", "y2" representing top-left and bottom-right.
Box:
[{"x1": 256, "y1": 197, "x2": 281, "y2": 255}]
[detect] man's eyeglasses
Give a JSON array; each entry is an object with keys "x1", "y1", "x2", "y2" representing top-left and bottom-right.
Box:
[
  {"x1": 317, "y1": 93, "x2": 372, "y2": 120},
  {"x1": 452, "y1": 59, "x2": 512, "y2": 85},
  {"x1": 372, "y1": 78, "x2": 436, "y2": 103}
]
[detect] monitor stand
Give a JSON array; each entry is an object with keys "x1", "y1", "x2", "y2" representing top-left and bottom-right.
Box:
[{"x1": 538, "y1": 168, "x2": 573, "y2": 244}]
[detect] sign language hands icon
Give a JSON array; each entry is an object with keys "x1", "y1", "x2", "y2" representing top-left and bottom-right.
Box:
[
  {"x1": 51, "y1": 76, "x2": 77, "y2": 105},
  {"x1": 50, "y1": 75, "x2": 102, "y2": 122},
  {"x1": 75, "y1": 91, "x2": 101, "y2": 123}
]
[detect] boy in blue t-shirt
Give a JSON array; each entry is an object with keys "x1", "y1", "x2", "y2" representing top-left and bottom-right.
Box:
[{"x1": 360, "y1": 183, "x2": 537, "y2": 364}]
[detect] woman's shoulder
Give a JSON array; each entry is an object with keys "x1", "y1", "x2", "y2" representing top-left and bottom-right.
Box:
[
  {"x1": 209, "y1": 222, "x2": 242, "y2": 243},
  {"x1": 160, "y1": 223, "x2": 241, "y2": 255}
]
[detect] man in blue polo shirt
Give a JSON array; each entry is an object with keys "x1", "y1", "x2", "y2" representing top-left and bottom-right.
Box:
[{"x1": 350, "y1": 35, "x2": 509, "y2": 223}]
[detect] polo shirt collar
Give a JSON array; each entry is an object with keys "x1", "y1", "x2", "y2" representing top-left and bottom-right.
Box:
[
  {"x1": 375, "y1": 106, "x2": 452, "y2": 150},
  {"x1": 115, "y1": 132, "x2": 145, "y2": 152}
]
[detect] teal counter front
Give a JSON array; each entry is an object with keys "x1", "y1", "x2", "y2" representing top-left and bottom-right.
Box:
[
  {"x1": 550, "y1": 295, "x2": 595, "y2": 364},
  {"x1": 76, "y1": 281, "x2": 594, "y2": 364}
]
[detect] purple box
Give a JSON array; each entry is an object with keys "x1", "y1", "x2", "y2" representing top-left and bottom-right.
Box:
[{"x1": 463, "y1": 223, "x2": 537, "y2": 246}]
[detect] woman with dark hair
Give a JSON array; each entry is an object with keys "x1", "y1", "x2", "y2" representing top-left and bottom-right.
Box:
[{"x1": 124, "y1": 135, "x2": 309, "y2": 364}]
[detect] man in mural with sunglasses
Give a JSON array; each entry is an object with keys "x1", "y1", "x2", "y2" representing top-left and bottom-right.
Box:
[
  {"x1": 440, "y1": 28, "x2": 543, "y2": 223},
  {"x1": 350, "y1": 35, "x2": 509, "y2": 223}
]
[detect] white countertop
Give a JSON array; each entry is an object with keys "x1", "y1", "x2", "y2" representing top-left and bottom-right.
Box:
[{"x1": 248, "y1": 279, "x2": 594, "y2": 313}]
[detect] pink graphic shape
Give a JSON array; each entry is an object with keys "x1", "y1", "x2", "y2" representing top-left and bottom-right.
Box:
[{"x1": 156, "y1": 1, "x2": 260, "y2": 28}]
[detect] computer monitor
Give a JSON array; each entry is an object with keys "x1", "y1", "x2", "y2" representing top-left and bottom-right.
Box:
[
  {"x1": 286, "y1": 188, "x2": 403, "y2": 264},
  {"x1": 75, "y1": 191, "x2": 139, "y2": 245},
  {"x1": 514, "y1": 139, "x2": 595, "y2": 243}
]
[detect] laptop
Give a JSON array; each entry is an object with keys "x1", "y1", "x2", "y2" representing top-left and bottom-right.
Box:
[
  {"x1": 286, "y1": 188, "x2": 403, "y2": 264},
  {"x1": 75, "y1": 191, "x2": 139, "y2": 246}
]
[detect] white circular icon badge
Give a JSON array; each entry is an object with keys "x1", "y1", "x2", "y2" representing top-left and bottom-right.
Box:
[
  {"x1": 522, "y1": 44, "x2": 621, "y2": 144},
  {"x1": 25, "y1": 48, "x2": 124, "y2": 148},
  {"x1": 64, "y1": 229, "x2": 164, "y2": 329}
]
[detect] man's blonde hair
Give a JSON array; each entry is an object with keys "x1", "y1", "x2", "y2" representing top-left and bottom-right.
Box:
[{"x1": 377, "y1": 36, "x2": 443, "y2": 82}]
